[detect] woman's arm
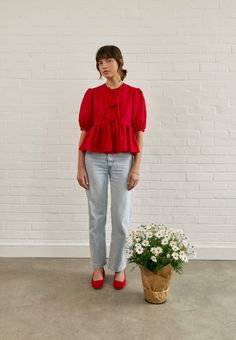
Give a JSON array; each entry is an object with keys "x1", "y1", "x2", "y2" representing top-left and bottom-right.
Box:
[
  {"x1": 77, "y1": 131, "x2": 89, "y2": 189},
  {"x1": 127, "y1": 131, "x2": 144, "y2": 190},
  {"x1": 131, "y1": 131, "x2": 144, "y2": 173},
  {"x1": 77, "y1": 131, "x2": 87, "y2": 169}
]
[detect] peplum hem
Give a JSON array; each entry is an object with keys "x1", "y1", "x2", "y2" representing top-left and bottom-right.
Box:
[{"x1": 79, "y1": 123, "x2": 141, "y2": 154}]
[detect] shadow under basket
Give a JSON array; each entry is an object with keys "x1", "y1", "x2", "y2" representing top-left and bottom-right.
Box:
[{"x1": 139, "y1": 264, "x2": 173, "y2": 304}]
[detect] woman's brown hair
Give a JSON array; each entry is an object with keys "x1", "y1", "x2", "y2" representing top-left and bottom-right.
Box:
[{"x1": 95, "y1": 45, "x2": 127, "y2": 81}]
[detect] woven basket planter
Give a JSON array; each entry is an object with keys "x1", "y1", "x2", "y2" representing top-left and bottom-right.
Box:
[{"x1": 139, "y1": 264, "x2": 173, "y2": 304}]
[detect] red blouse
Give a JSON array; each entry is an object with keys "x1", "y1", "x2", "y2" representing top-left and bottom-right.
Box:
[{"x1": 78, "y1": 82, "x2": 147, "y2": 154}]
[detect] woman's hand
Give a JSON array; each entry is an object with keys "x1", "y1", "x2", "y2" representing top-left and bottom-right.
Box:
[
  {"x1": 127, "y1": 170, "x2": 139, "y2": 190},
  {"x1": 77, "y1": 166, "x2": 89, "y2": 190}
]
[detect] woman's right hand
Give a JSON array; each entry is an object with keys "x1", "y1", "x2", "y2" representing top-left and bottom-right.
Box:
[{"x1": 77, "y1": 166, "x2": 89, "y2": 190}]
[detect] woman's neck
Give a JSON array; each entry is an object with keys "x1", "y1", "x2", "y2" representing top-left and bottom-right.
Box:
[{"x1": 105, "y1": 78, "x2": 123, "y2": 89}]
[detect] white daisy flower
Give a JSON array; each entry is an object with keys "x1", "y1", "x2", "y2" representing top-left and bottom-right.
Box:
[
  {"x1": 161, "y1": 239, "x2": 168, "y2": 245},
  {"x1": 146, "y1": 232, "x2": 153, "y2": 239},
  {"x1": 142, "y1": 240, "x2": 149, "y2": 247},
  {"x1": 182, "y1": 239, "x2": 188, "y2": 247},
  {"x1": 183, "y1": 256, "x2": 188, "y2": 262},
  {"x1": 127, "y1": 249, "x2": 133, "y2": 257},
  {"x1": 135, "y1": 243, "x2": 144, "y2": 253},
  {"x1": 151, "y1": 256, "x2": 157, "y2": 262},
  {"x1": 156, "y1": 246, "x2": 163, "y2": 254},
  {"x1": 150, "y1": 247, "x2": 162, "y2": 255},
  {"x1": 172, "y1": 252, "x2": 179, "y2": 260},
  {"x1": 136, "y1": 247, "x2": 144, "y2": 254}
]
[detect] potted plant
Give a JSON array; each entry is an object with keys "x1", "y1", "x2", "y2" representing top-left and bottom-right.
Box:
[{"x1": 126, "y1": 223, "x2": 197, "y2": 304}]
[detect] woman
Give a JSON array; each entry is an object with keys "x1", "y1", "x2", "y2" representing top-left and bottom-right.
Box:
[{"x1": 77, "y1": 45, "x2": 147, "y2": 290}]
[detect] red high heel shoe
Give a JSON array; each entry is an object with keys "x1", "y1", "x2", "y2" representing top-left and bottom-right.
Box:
[
  {"x1": 113, "y1": 270, "x2": 126, "y2": 289},
  {"x1": 91, "y1": 267, "x2": 105, "y2": 289}
]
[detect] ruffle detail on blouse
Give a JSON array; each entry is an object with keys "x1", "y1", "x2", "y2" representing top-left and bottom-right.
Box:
[{"x1": 79, "y1": 123, "x2": 140, "y2": 153}]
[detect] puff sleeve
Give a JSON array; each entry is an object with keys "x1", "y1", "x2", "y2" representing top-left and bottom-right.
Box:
[
  {"x1": 78, "y1": 88, "x2": 93, "y2": 132},
  {"x1": 132, "y1": 88, "x2": 147, "y2": 133}
]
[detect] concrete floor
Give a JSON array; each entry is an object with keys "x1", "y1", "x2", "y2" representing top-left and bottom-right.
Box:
[{"x1": 0, "y1": 259, "x2": 235, "y2": 340}]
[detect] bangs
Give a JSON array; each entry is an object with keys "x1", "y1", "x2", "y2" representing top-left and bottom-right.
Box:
[
  {"x1": 96, "y1": 47, "x2": 115, "y2": 62},
  {"x1": 96, "y1": 53, "x2": 113, "y2": 62}
]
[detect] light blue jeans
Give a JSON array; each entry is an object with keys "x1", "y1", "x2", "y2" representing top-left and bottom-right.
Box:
[{"x1": 84, "y1": 150, "x2": 134, "y2": 272}]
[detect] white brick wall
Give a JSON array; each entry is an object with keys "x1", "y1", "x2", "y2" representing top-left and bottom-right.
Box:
[{"x1": 0, "y1": 0, "x2": 236, "y2": 259}]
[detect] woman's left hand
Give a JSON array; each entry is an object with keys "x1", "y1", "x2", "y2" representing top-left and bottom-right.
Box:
[{"x1": 127, "y1": 170, "x2": 139, "y2": 190}]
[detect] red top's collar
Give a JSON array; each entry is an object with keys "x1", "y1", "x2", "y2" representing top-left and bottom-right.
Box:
[{"x1": 103, "y1": 82, "x2": 125, "y2": 92}]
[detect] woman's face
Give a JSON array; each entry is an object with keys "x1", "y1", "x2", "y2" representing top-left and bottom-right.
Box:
[{"x1": 98, "y1": 57, "x2": 120, "y2": 79}]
